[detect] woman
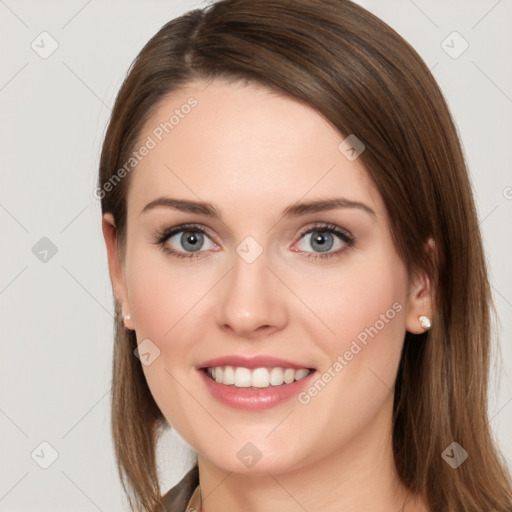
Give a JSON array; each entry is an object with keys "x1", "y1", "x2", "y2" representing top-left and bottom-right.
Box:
[{"x1": 98, "y1": 0, "x2": 512, "y2": 511}]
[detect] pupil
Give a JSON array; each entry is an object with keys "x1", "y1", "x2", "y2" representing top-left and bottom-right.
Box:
[
  {"x1": 311, "y1": 231, "x2": 333, "y2": 252},
  {"x1": 181, "y1": 231, "x2": 203, "y2": 252}
]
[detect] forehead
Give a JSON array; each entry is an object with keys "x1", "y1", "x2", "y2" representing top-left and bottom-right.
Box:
[{"x1": 126, "y1": 79, "x2": 383, "y2": 222}]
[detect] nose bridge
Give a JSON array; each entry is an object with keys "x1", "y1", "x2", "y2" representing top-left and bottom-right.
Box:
[{"x1": 215, "y1": 242, "x2": 287, "y2": 337}]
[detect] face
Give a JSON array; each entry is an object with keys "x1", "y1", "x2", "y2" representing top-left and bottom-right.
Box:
[{"x1": 103, "y1": 79, "x2": 429, "y2": 475}]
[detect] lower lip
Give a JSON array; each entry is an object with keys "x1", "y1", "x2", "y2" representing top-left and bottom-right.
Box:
[{"x1": 198, "y1": 369, "x2": 316, "y2": 411}]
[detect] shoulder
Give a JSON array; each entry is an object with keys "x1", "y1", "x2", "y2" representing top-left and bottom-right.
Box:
[{"x1": 160, "y1": 464, "x2": 199, "y2": 512}]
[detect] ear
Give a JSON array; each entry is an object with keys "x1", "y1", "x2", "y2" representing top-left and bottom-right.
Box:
[
  {"x1": 102, "y1": 213, "x2": 134, "y2": 331},
  {"x1": 405, "y1": 239, "x2": 435, "y2": 335}
]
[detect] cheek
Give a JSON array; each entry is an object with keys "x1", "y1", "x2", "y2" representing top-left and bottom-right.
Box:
[
  {"x1": 295, "y1": 252, "x2": 408, "y2": 356},
  {"x1": 296, "y1": 255, "x2": 408, "y2": 430},
  {"x1": 124, "y1": 248, "x2": 214, "y2": 434},
  {"x1": 337, "y1": 268, "x2": 406, "y2": 356},
  {"x1": 247, "y1": 264, "x2": 408, "y2": 472},
  {"x1": 125, "y1": 246, "x2": 210, "y2": 341}
]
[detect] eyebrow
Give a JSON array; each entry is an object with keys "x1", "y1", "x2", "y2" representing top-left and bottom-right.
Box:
[{"x1": 140, "y1": 196, "x2": 376, "y2": 219}]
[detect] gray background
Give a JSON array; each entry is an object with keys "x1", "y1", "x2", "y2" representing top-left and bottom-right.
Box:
[{"x1": 1, "y1": 0, "x2": 511, "y2": 510}]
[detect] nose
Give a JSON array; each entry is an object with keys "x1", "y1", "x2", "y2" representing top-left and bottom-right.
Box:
[{"x1": 215, "y1": 250, "x2": 288, "y2": 340}]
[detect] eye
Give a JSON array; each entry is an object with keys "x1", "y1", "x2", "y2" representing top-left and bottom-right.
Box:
[
  {"x1": 152, "y1": 223, "x2": 218, "y2": 260},
  {"x1": 293, "y1": 223, "x2": 355, "y2": 260},
  {"x1": 152, "y1": 222, "x2": 355, "y2": 261}
]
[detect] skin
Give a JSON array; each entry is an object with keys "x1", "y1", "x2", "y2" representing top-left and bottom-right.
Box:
[{"x1": 102, "y1": 79, "x2": 433, "y2": 512}]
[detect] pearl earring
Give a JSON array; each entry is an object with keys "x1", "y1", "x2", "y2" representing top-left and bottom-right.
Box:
[
  {"x1": 418, "y1": 315, "x2": 431, "y2": 330},
  {"x1": 123, "y1": 314, "x2": 131, "y2": 321}
]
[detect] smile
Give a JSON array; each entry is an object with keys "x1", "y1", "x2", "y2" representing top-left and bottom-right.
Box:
[{"x1": 205, "y1": 366, "x2": 312, "y2": 388}]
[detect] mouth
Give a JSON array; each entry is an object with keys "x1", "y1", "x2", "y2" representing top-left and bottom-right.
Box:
[
  {"x1": 201, "y1": 365, "x2": 315, "y2": 389},
  {"x1": 196, "y1": 355, "x2": 317, "y2": 410}
]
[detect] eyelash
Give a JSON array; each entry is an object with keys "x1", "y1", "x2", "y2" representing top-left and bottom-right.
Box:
[{"x1": 152, "y1": 222, "x2": 356, "y2": 261}]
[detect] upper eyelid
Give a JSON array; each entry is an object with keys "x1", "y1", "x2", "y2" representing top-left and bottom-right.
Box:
[
  {"x1": 164, "y1": 223, "x2": 217, "y2": 242},
  {"x1": 297, "y1": 222, "x2": 351, "y2": 236}
]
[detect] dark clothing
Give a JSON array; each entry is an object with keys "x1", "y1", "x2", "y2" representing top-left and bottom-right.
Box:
[{"x1": 161, "y1": 465, "x2": 200, "y2": 512}]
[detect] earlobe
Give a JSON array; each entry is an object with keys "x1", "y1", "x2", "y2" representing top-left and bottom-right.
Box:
[
  {"x1": 405, "y1": 269, "x2": 434, "y2": 334},
  {"x1": 102, "y1": 213, "x2": 133, "y2": 330},
  {"x1": 122, "y1": 313, "x2": 134, "y2": 331},
  {"x1": 418, "y1": 315, "x2": 431, "y2": 330},
  {"x1": 405, "y1": 238, "x2": 436, "y2": 334}
]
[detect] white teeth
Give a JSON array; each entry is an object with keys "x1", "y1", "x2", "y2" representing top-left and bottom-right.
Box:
[
  {"x1": 283, "y1": 368, "x2": 295, "y2": 384},
  {"x1": 206, "y1": 366, "x2": 311, "y2": 388},
  {"x1": 234, "y1": 367, "x2": 252, "y2": 387},
  {"x1": 251, "y1": 368, "x2": 270, "y2": 388},
  {"x1": 269, "y1": 367, "x2": 284, "y2": 386},
  {"x1": 294, "y1": 369, "x2": 310, "y2": 380},
  {"x1": 223, "y1": 366, "x2": 235, "y2": 385}
]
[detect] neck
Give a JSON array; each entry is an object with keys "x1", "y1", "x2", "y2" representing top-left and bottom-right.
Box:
[{"x1": 196, "y1": 393, "x2": 428, "y2": 512}]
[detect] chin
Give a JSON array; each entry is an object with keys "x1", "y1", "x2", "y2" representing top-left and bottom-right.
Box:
[{"x1": 197, "y1": 439, "x2": 308, "y2": 476}]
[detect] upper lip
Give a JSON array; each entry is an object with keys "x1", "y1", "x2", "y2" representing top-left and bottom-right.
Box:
[{"x1": 197, "y1": 355, "x2": 315, "y2": 370}]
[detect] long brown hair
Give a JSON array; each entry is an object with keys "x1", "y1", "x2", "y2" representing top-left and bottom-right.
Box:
[{"x1": 98, "y1": 1, "x2": 512, "y2": 510}]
